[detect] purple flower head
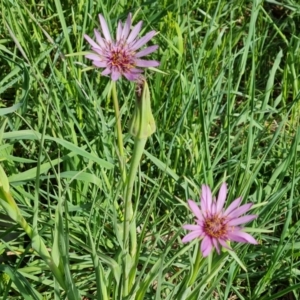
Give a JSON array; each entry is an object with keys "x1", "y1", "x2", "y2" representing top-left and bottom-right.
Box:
[
  {"x1": 84, "y1": 13, "x2": 160, "y2": 81},
  {"x1": 182, "y1": 183, "x2": 258, "y2": 257}
]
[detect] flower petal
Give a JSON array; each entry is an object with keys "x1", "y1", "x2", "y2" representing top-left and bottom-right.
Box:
[
  {"x1": 84, "y1": 34, "x2": 100, "y2": 49},
  {"x1": 93, "y1": 61, "x2": 108, "y2": 68},
  {"x1": 124, "y1": 68, "x2": 143, "y2": 80},
  {"x1": 101, "y1": 68, "x2": 111, "y2": 75},
  {"x1": 201, "y1": 236, "x2": 213, "y2": 257},
  {"x1": 131, "y1": 30, "x2": 156, "y2": 51},
  {"x1": 227, "y1": 215, "x2": 257, "y2": 226},
  {"x1": 99, "y1": 14, "x2": 112, "y2": 42},
  {"x1": 224, "y1": 197, "x2": 242, "y2": 216},
  {"x1": 182, "y1": 224, "x2": 201, "y2": 231},
  {"x1": 212, "y1": 238, "x2": 220, "y2": 254},
  {"x1": 111, "y1": 70, "x2": 121, "y2": 81},
  {"x1": 211, "y1": 200, "x2": 217, "y2": 215},
  {"x1": 216, "y1": 183, "x2": 227, "y2": 213},
  {"x1": 116, "y1": 21, "x2": 123, "y2": 41},
  {"x1": 187, "y1": 200, "x2": 203, "y2": 221},
  {"x1": 135, "y1": 59, "x2": 160, "y2": 67},
  {"x1": 121, "y1": 13, "x2": 132, "y2": 40},
  {"x1": 123, "y1": 71, "x2": 140, "y2": 81},
  {"x1": 228, "y1": 230, "x2": 258, "y2": 244},
  {"x1": 219, "y1": 239, "x2": 232, "y2": 250},
  {"x1": 127, "y1": 20, "x2": 143, "y2": 43},
  {"x1": 91, "y1": 48, "x2": 105, "y2": 57},
  {"x1": 201, "y1": 185, "x2": 212, "y2": 217},
  {"x1": 182, "y1": 230, "x2": 202, "y2": 243},
  {"x1": 94, "y1": 29, "x2": 106, "y2": 48},
  {"x1": 226, "y1": 203, "x2": 253, "y2": 219},
  {"x1": 135, "y1": 45, "x2": 159, "y2": 58},
  {"x1": 129, "y1": 68, "x2": 144, "y2": 73},
  {"x1": 86, "y1": 53, "x2": 101, "y2": 61}
]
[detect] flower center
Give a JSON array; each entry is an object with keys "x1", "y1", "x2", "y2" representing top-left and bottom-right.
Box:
[
  {"x1": 203, "y1": 214, "x2": 228, "y2": 239},
  {"x1": 109, "y1": 48, "x2": 134, "y2": 71}
]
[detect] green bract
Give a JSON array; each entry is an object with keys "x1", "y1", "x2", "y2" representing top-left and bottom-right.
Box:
[{"x1": 129, "y1": 80, "x2": 156, "y2": 139}]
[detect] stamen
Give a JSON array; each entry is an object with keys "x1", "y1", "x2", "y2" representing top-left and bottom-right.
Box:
[
  {"x1": 203, "y1": 214, "x2": 228, "y2": 239},
  {"x1": 109, "y1": 48, "x2": 135, "y2": 72}
]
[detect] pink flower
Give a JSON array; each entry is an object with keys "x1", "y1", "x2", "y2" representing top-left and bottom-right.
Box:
[
  {"x1": 182, "y1": 183, "x2": 258, "y2": 257},
  {"x1": 84, "y1": 13, "x2": 160, "y2": 81}
]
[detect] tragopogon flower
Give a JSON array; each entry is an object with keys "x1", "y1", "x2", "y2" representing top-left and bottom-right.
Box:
[
  {"x1": 84, "y1": 13, "x2": 160, "y2": 81},
  {"x1": 182, "y1": 183, "x2": 258, "y2": 257}
]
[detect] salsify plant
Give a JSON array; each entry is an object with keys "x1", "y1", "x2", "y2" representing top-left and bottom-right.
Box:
[
  {"x1": 0, "y1": 10, "x2": 263, "y2": 300},
  {"x1": 84, "y1": 12, "x2": 159, "y2": 297}
]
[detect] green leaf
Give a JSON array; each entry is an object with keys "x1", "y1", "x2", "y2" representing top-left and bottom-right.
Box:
[
  {"x1": 0, "y1": 264, "x2": 43, "y2": 300},
  {"x1": 3, "y1": 130, "x2": 113, "y2": 170}
]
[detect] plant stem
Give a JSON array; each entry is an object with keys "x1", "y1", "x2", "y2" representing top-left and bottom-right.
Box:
[
  {"x1": 123, "y1": 137, "x2": 147, "y2": 296},
  {"x1": 188, "y1": 243, "x2": 203, "y2": 286},
  {"x1": 111, "y1": 82, "x2": 126, "y2": 184}
]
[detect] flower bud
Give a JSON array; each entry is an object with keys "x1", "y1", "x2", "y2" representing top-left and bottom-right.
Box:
[{"x1": 129, "y1": 80, "x2": 156, "y2": 138}]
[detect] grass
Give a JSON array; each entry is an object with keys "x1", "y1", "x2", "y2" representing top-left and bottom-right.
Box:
[{"x1": 1, "y1": 0, "x2": 300, "y2": 299}]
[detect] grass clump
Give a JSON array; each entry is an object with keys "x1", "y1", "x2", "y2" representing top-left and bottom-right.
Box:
[{"x1": 0, "y1": 0, "x2": 300, "y2": 299}]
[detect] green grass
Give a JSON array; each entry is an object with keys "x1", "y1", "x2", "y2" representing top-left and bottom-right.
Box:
[{"x1": 1, "y1": 0, "x2": 300, "y2": 299}]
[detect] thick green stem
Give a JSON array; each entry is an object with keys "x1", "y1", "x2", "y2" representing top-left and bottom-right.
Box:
[
  {"x1": 111, "y1": 82, "x2": 126, "y2": 184},
  {"x1": 188, "y1": 243, "x2": 203, "y2": 286},
  {"x1": 123, "y1": 137, "x2": 147, "y2": 296},
  {"x1": 120, "y1": 79, "x2": 155, "y2": 296}
]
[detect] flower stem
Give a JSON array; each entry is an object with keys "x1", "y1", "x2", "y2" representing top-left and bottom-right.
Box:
[
  {"x1": 188, "y1": 243, "x2": 203, "y2": 286},
  {"x1": 111, "y1": 82, "x2": 126, "y2": 184},
  {"x1": 123, "y1": 136, "x2": 147, "y2": 295}
]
